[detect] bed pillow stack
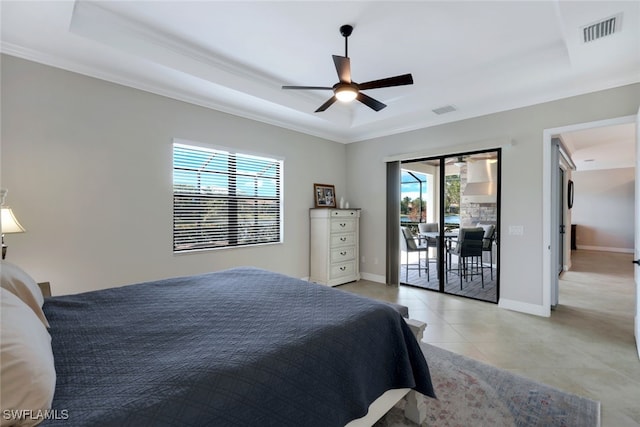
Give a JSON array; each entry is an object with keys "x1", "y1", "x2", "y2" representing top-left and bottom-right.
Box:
[
  {"x1": 1, "y1": 261, "x2": 49, "y2": 327},
  {"x1": 1, "y1": 261, "x2": 56, "y2": 427}
]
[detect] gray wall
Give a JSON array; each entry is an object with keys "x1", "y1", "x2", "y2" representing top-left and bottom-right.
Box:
[
  {"x1": 1, "y1": 55, "x2": 347, "y2": 295},
  {"x1": 2, "y1": 54, "x2": 639, "y2": 314},
  {"x1": 571, "y1": 167, "x2": 635, "y2": 252},
  {"x1": 346, "y1": 84, "x2": 640, "y2": 313}
]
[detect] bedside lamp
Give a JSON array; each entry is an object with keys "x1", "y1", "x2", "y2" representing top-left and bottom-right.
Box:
[{"x1": 1, "y1": 207, "x2": 26, "y2": 259}]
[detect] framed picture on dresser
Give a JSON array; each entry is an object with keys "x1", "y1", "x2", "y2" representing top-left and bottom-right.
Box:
[{"x1": 313, "y1": 183, "x2": 336, "y2": 208}]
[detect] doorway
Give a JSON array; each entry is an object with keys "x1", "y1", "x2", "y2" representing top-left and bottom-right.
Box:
[
  {"x1": 399, "y1": 149, "x2": 500, "y2": 303},
  {"x1": 543, "y1": 113, "x2": 638, "y2": 357},
  {"x1": 550, "y1": 137, "x2": 577, "y2": 308}
]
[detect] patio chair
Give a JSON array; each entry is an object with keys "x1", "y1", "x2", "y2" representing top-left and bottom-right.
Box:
[
  {"x1": 446, "y1": 227, "x2": 485, "y2": 290},
  {"x1": 477, "y1": 223, "x2": 496, "y2": 279},
  {"x1": 400, "y1": 226, "x2": 429, "y2": 282},
  {"x1": 417, "y1": 222, "x2": 439, "y2": 274}
]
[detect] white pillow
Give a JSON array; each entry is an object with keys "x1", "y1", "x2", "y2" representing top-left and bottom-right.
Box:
[
  {"x1": 476, "y1": 223, "x2": 495, "y2": 239},
  {"x1": 0, "y1": 288, "x2": 56, "y2": 427},
  {"x1": 1, "y1": 261, "x2": 49, "y2": 328}
]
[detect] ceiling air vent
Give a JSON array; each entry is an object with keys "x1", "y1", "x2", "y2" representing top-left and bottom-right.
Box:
[
  {"x1": 432, "y1": 105, "x2": 457, "y2": 115},
  {"x1": 581, "y1": 13, "x2": 622, "y2": 43}
]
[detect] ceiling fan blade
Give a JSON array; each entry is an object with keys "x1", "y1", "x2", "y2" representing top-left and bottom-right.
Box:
[
  {"x1": 357, "y1": 92, "x2": 386, "y2": 111},
  {"x1": 358, "y1": 73, "x2": 413, "y2": 91},
  {"x1": 332, "y1": 55, "x2": 351, "y2": 83},
  {"x1": 315, "y1": 96, "x2": 338, "y2": 112},
  {"x1": 282, "y1": 85, "x2": 333, "y2": 90}
]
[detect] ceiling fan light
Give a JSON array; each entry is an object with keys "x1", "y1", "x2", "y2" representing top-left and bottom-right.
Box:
[{"x1": 335, "y1": 87, "x2": 357, "y2": 102}]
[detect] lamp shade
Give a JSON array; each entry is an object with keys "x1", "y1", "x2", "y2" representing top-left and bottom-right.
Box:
[{"x1": 1, "y1": 207, "x2": 26, "y2": 234}]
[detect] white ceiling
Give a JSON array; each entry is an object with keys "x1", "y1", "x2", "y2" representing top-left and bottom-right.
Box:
[
  {"x1": 1, "y1": 1, "x2": 639, "y2": 145},
  {"x1": 561, "y1": 122, "x2": 636, "y2": 172}
]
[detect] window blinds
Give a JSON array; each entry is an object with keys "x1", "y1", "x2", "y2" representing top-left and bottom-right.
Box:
[{"x1": 173, "y1": 143, "x2": 282, "y2": 252}]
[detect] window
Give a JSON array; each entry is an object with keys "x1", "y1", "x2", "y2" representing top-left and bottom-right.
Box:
[
  {"x1": 400, "y1": 169, "x2": 427, "y2": 224},
  {"x1": 173, "y1": 141, "x2": 283, "y2": 253}
]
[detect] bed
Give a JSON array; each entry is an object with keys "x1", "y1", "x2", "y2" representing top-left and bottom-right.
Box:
[{"x1": 1, "y1": 264, "x2": 435, "y2": 426}]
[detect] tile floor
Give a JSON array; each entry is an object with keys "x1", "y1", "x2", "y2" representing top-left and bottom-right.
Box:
[{"x1": 340, "y1": 250, "x2": 640, "y2": 426}]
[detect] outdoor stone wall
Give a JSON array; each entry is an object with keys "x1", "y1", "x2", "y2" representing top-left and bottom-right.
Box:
[
  {"x1": 460, "y1": 202, "x2": 497, "y2": 227},
  {"x1": 459, "y1": 165, "x2": 497, "y2": 227}
]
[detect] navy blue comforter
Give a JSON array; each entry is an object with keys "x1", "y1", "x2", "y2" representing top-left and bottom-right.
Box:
[{"x1": 42, "y1": 267, "x2": 434, "y2": 426}]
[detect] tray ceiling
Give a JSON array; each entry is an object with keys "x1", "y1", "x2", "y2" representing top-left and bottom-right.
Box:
[{"x1": 1, "y1": 1, "x2": 639, "y2": 143}]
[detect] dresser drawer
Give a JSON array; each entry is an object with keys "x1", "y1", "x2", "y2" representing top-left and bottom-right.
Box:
[
  {"x1": 329, "y1": 261, "x2": 356, "y2": 279},
  {"x1": 331, "y1": 209, "x2": 359, "y2": 218},
  {"x1": 330, "y1": 246, "x2": 356, "y2": 262},
  {"x1": 330, "y1": 219, "x2": 356, "y2": 233},
  {"x1": 330, "y1": 232, "x2": 356, "y2": 247}
]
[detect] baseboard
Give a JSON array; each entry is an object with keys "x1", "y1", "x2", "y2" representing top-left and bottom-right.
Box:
[
  {"x1": 498, "y1": 298, "x2": 550, "y2": 317},
  {"x1": 360, "y1": 272, "x2": 386, "y2": 284},
  {"x1": 303, "y1": 273, "x2": 387, "y2": 286},
  {"x1": 576, "y1": 245, "x2": 634, "y2": 254}
]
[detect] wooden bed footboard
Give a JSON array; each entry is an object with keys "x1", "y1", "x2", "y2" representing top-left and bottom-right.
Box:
[{"x1": 345, "y1": 318, "x2": 428, "y2": 426}]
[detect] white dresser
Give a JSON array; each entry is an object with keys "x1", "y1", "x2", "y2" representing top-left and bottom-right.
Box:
[{"x1": 309, "y1": 208, "x2": 360, "y2": 286}]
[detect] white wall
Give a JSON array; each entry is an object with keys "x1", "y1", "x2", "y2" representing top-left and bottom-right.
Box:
[
  {"x1": 1, "y1": 56, "x2": 347, "y2": 295},
  {"x1": 346, "y1": 84, "x2": 640, "y2": 313},
  {"x1": 571, "y1": 167, "x2": 635, "y2": 252}
]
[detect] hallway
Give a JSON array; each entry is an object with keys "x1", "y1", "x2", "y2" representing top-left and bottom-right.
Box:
[{"x1": 341, "y1": 249, "x2": 639, "y2": 426}]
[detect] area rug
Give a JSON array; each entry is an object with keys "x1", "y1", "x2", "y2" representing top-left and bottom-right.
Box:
[{"x1": 376, "y1": 343, "x2": 600, "y2": 427}]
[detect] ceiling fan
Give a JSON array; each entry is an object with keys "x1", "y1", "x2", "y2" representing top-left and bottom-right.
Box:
[
  {"x1": 453, "y1": 157, "x2": 466, "y2": 167},
  {"x1": 446, "y1": 153, "x2": 496, "y2": 166},
  {"x1": 282, "y1": 24, "x2": 414, "y2": 112}
]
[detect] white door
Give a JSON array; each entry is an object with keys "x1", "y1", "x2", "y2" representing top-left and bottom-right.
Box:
[{"x1": 635, "y1": 106, "x2": 640, "y2": 359}]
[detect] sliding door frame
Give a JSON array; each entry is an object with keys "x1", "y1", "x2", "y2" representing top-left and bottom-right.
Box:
[{"x1": 391, "y1": 147, "x2": 501, "y2": 303}]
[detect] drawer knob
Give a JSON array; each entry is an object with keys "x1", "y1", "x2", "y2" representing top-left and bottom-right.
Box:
[
  {"x1": 340, "y1": 237, "x2": 347, "y2": 242},
  {"x1": 340, "y1": 266, "x2": 346, "y2": 271},
  {"x1": 340, "y1": 251, "x2": 347, "y2": 256},
  {"x1": 339, "y1": 223, "x2": 346, "y2": 227}
]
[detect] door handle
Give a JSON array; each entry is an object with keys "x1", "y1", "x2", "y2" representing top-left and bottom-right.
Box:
[{"x1": 633, "y1": 259, "x2": 640, "y2": 265}]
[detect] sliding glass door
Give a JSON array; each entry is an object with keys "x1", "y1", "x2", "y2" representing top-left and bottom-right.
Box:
[{"x1": 398, "y1": 149, "x2": 500, "y2": 303}]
